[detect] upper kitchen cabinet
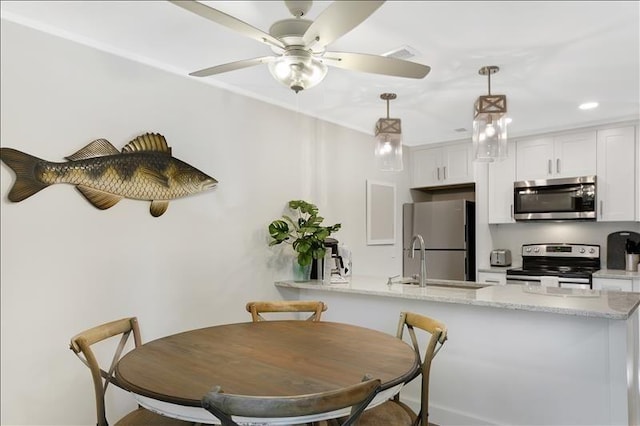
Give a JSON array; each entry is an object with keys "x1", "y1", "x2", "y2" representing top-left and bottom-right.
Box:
[
  {"x1": 488, "y1": 142, "x2": 516, "y2": 224},
  {"x1": 516, "y1": 131, "x2": 597, "y2": 181},
  {"x1": 596, "y1": 126, "x2": 636, "y2": 222},
  {"x1": 411, "y1": 142, "x2": 473, "y2": 188}
]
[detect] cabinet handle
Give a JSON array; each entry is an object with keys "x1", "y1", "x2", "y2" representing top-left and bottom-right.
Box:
[
  {"x1": 437, "y1": 167, "x2": 440, "y2": 180},
  {"x1": 600, "y1": 200, "x2": 603, "y2": 218},
  {"x1": 443, "y1": 166, "x2": 447, "y2": 180},
  {"x1": 510, "y1": 204, "x2": 514, "y2": 219},
  {"x1": 548, "y1": 159, "x2": 552, "y2": 175},
  {"x1": 556, "y1": 158, "x2": 560, "y2": 174},
  {"x1": 486, "y1": 280, "x2": 500, "y2": 284}
]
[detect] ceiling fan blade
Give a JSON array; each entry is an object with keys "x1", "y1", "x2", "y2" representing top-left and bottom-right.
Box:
[
  {"x1": 190, "y1": 56, "x2": 276, "y2": 77},
  {"x1": 302, "y1": 1, "x2": 385, "y2": 48},
  {"x1": 169, "y1": 0, "x2": 286, "y2": 50},
  {"x1": 323, "y1": 51, "x2": 430, "y2": 79}
]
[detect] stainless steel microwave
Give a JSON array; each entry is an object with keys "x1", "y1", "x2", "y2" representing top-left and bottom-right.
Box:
[{"x1": 513, "y1": 176, "x2": 596, "y2": 221}]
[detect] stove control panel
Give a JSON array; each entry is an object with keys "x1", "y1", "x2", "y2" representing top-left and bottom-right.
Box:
[{"x1": 522, "y1": 244, "x2": 600, "y2": 258}]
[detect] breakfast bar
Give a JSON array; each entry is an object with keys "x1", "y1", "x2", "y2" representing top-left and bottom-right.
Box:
[{"x1": 276, "y1": 277, "x2": 640, "y2": 426}]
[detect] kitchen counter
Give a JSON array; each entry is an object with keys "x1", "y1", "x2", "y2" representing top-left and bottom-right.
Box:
[
  {"x1": 594, "y1": 268, "x2": 640, "y2": 279},
  {"x1": 276, "y1": 276, "x2": 640, "y2": 320},
  {"x1": 477, "y1": 266, "x2": 515, "y2": 273},
  {"x1": 276, "y1": 276, "x2": 640, "y2": 425}
]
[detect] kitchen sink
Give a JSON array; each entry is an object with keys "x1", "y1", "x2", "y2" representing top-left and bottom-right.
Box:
[{"x1": 391, "y1": 277, "x2": 486, "y2": 290}]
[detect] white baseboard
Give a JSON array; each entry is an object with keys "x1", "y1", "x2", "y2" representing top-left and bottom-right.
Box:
[{"x1": 400, "y1": 394, "x2": 498, "y2": 426}]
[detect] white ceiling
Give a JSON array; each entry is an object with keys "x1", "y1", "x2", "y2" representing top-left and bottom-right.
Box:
[{"x1": 1, "y1": 1, "x2": 639, "y2": 146}]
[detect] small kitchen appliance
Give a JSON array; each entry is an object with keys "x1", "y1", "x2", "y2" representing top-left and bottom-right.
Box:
[
  {"x1": 506, "y1": 243, "x2": 600, "y2": 289},
  {"x1": 490, "y1": 249, "x2": 512, "y2": 266}
]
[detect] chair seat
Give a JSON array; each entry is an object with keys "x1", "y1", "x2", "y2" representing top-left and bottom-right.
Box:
[
  {"x1": 358, "y1": 399, "x2": 416, "y2": 425},
  {"x1": 115, "y1": 407, "x2": 192, "y2": 426}
]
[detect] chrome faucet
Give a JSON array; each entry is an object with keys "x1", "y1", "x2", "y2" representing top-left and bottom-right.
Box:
[{"x1": 410, "y1": 234, "x2": 427, "y2": 287}]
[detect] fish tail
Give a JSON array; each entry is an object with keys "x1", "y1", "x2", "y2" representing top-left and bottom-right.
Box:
[{"x1": 0, "y1": 147, "x2": 50, "y2": 202}]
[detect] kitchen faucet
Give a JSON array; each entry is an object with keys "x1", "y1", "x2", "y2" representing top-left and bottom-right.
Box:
[{"x1": 410, "y1": 234, "x2": 427, "y2": 287}]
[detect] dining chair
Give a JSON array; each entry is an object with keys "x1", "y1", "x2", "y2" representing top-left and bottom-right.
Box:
[
  {"x1": 245, "y1": 300, "x2": 328, "y2": 322},
  {"x1": 69, "y1": 317, "x2": 192, "y2": 426},
  {"x1": 356, "y1": 312, "x2": 448, "y2": 426},
  {"x1": 201, "y1": 377, "x2": 381, "y2": 426}
]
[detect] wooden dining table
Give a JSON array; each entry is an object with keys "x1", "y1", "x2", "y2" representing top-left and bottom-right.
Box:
[{"x1": 115, "y1": 320, "x2": 420, "y2": 424}]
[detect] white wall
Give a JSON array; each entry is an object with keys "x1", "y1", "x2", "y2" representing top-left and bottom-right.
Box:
[{"x1": 0, "y1": 20, "x2": 409, "y2": 425}]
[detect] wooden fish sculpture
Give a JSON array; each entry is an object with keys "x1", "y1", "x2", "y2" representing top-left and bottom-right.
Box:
[{"x1": 0, "y1": 133, "x2": 218, "y2": 217}]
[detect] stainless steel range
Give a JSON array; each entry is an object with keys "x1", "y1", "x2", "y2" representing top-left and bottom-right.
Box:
[{"x1": 506, "y1": 243, "x2": 601, "y2": 289}]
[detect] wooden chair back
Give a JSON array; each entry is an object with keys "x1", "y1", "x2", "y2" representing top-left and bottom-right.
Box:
[
  {"x1": 396, "y1": 312, "x2": 447, "y2": 426},
  {"x1": 202, "y1": 377, "x2": 381, "y2": 426},
  {"x1": 245, "y1": 300, "x2": 328, "y2": 322},
  {"x1": 69, "y1": 317, "x2": 142, "y2": 426}
]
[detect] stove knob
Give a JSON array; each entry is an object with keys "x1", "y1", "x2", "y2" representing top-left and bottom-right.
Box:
[
  {"x1": 525, "y1": 248, "x2": 532, "y2": 253},
  {"x1": 534, "y1": 247, "x2": 540, "y2": 253},
  {"x1": 579, "y1": 248, "x2": 585, "y2": 253},
  {"x1": 589, "y1": 248, "x2": 595, "y2": 254}
]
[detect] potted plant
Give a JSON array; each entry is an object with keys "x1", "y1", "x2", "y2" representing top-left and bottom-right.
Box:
[{"x1": 268, "y1": 200, "x2": 341, "y2": 281}]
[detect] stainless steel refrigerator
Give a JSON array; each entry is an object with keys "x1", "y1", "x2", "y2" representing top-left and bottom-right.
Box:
[{"x1": 403, "y1": 200, "x2": 475, "y2": 281}]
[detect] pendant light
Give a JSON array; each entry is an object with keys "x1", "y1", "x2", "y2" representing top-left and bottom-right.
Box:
[
  {"x1": 473, "y1": 66, "x2": 508, "y2": 162},
  {"x1": 374, "y1": 93, "x2": 403, "y2": 171}
]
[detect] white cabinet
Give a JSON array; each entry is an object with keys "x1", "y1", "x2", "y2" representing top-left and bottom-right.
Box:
[
  {"x1": 593, "y1": 277, "x2": 634, "y2": 292},
  {"x1": 478, "y1": 271, "x2": 507, "y2": 285},
  {"x1": 596, "y1": 126, "x2": 636, "y2": 222},
  {"x1": 411, "y1": 142, "x2": 473, "y2": 188},
  {"x1": 516, "y1": 131, "x2": 596, "y2": 181},
  {"x1": 488, "y1": 143, "x2": 516, "y2": 224}
]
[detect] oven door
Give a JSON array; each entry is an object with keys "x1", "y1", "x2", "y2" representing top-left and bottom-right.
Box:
[{"x1": 506, "y1": 274, "x2": 591, "y2": 289}]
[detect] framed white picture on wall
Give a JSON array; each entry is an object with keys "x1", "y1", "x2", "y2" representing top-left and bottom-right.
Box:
[{"x1": 366, "y1": 180, "x2": 396, "y2": 245}]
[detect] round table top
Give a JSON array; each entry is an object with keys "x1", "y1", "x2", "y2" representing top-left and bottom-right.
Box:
[{"x1": 116, "y1": 321, "x2": 419, "y2": 407}]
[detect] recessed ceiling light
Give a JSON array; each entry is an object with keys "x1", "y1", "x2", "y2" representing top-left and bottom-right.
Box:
[{"x1": 579, "y1": 102, "x2": 599, "y2": 110}]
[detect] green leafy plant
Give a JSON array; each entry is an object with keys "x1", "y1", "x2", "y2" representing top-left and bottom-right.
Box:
[{"x1": 268, "y1": 200, "x2": 341, "y2": 267}]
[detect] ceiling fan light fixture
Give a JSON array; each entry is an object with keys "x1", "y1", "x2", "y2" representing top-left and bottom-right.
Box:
[
  {"x1": 268, "y1": 50, "x2": 327, "y2": 93},
  {"x1": 374, "y1": 93, "x2": 403, "y2": 172},
  {"x1": 472, "y1": 65, "x2": 508, "y2": 162}
]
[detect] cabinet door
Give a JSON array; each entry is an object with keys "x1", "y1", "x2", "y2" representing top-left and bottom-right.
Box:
[
  {"x1": 411, "y1": 147, "x2": 442, "y2": 188},
  {"x1": 516, "y1": 137, "x2": 554, "y2": 181},
  {"x1": 443, "y1": 143, "x2": 473, "y2": 185},
  {"x1": 592, "y1": 277, "x2": 633, "y2": 292},
  {"x1": 488, "y1": 143, "x2": 516, "y2": 223},
  {"x1": 554, "y1": 131, "x2": 597, "y2": 178},
  {"x1": 597, "y1": 126, "x2": 636, "y2": 222}
]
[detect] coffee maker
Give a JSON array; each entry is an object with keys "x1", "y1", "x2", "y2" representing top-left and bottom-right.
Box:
[{"x1": 310, "y1": 238, "x2": 344, "y2": 280}]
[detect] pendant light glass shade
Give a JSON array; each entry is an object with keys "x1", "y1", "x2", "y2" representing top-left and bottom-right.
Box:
[
  {"x1": 375, "y1": 93, "x2": 403, "y2": 171},
  {"x1": 472, "y1": 66, "x2": 508, "y2": 162}
]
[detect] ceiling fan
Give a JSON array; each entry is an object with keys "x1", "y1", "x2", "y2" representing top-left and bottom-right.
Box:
[{"x1": 169, "y1": 0, "x2": 431, "y2": 93}]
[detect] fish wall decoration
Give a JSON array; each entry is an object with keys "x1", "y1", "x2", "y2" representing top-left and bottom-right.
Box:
[{"x1": 0, "y1": 132, "x2": 218, "y2": 217}]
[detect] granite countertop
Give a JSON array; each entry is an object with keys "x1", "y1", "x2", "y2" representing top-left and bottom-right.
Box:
[
  {"x1": 275, "y1": 276, "x2": 640, "y2": 320},
  {"x1": 593, "y1": 269, "x2": 640, "y2": 279}
]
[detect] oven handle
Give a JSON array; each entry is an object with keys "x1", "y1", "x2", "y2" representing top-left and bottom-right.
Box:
[{"x1": 506, "y1": 275, "x2": 591, "y2": 284}]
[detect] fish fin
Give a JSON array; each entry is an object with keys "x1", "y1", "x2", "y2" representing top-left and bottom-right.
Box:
[
  {"x1": 76, "y1": 185, "x2": 123, "y2": 210},
  {"x1": 150, "y1": 200, "x2": 169, "y2": 217},
  {"x1": 138, "y1": 165, "x2": 170, "y2": 187},
  {"x1": 0, "y1": 147, "x2": 50, "y2": 202},
  {"x1": 122, "y1": 133, "x2": 172, "y2": 155},
  {"x1": 65, "y1": 139, "x2": 119, "y2": 161}
]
